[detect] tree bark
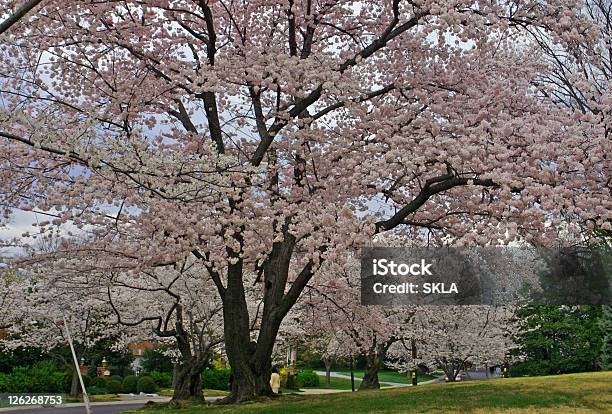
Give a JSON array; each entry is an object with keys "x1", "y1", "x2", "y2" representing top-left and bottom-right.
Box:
[
  {"x1": 218, "y1": 232, "x2": 300, "y2": 403},
  {"x1": 69, "y1": 366, "x2": 80, "y2": 397},
  {"x1": 324, "y1": 357, "x2": 333, "y2": 388},
  {"x1": 359, "y1": 352, "x2": 382, "y2": 390},
  {"x1": 359, "y1": 341, "x2": 393, "y2": 391},
  {"x1": 218, "y1": 253, "x2": 275, "y2": 403},
  {"x1": 169, "y1": 306, "x2": 210, "y2": 403},
  {"x1": 171, "y1": 359, "x2": 204, "y2": 402}
]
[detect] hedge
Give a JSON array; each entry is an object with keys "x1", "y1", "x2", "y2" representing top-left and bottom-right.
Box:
[
  {"x1": 122, "y1": 375, "x2": 138, "y2": 393},
  {"x1": 149, "y1": 371, "x2": 173, "y2": 388},
  {"x1": 137, "y1": 376, "x2": 159, "y2": 393},
  {"x1": 297, "y1": 370, "x2": 320, "y2": 387},
  {"x1": 202, "y1": 369, "x2": 231, "y2": 391},
  {"x1": 87, "y1": 386, "x2": 107, "y2": 395},
  {"x1": 106, "y1": 379, "x2": 123, "y2": 394},
  {"x1": 0, "y1": 363, "x2": 66, "y2": 393},
  {"x1": 90, "y1": 376, "x2": 107, "y2": 388}
]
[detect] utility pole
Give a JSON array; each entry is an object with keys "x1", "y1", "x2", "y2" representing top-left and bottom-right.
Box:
[{"x1": 63, "y1": 316, "x2": 92, "y2": 414}]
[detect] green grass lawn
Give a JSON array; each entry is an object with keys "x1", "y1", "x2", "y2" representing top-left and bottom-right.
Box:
[
  {"x1": 336, "y1": 369, "x2": 437, "y2": 384},
  {"x1": 313, "y1": 375, "x2": 364, "y2": 390},
  {"x1": 66, "y1": 394, "x2": 122, "y2": 403},
  {"x1": 120, "y1": 371, "x2": 612, "y2": 414},
  {"x1": 159, "y1": 388, "x2": 229, "y2": 398},
  {"x1": 313, "y1": 374, "x2": 406, "y2": 389}
]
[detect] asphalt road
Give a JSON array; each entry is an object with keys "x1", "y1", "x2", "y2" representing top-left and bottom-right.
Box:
[{"x1": 0, "y1": 402, "x2": 145, "y2": 414}]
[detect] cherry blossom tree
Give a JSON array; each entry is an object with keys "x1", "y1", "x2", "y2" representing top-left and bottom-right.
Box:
[
  {"x1": 103, "y1": 260, "x2": 225, "y2": 403},
  {"x1": 388, "y1": 305, "x2": 517, "y2": 381},
  {"x1": 15, "y1": 240, "x2": 227, "y2": 402},
  {"x1": 523, "y1": 0, "x2": 612, "y2": 238},
  {"x1": 0, "y1": 266, "x2": 118, "y2": 396},
  {"x1": 302, "y1": 255, "x2": 412, "y2": 390},
  {"x1": 0, "y1": 0, "x2": 609, "y2": 402}
]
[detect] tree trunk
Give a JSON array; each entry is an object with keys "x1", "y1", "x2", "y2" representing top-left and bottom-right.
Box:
[
  {"x1": 359, "y1": 341, "x2": 393, "y2": 391},
  {"x1": 441, "y1": 361, "x2": 463, "y2": 382},
  {"x1": 219, "y1": 260, "x2": 275, "y2": 403},
  {"x1": 349, "y1": 357, "x2": 355, "y2": 392},
  {"x1": 217, "y1": 230, "x2": 314, "y2": 403},
  {"x1": 69, "y1": 366, "x2": 80, "y2": 397},
  {"x1": 222, "y1": 315, "x2": 276, "y2": 402},
  {"x1": 171, "y1": 360, "x2": 204, "y2": 403},
  {"x1": 172, "y1": 364, "x2": 179, "y2": 389},
  {"x1": 169, "y1": 306, "x2": 209, "y2": 404},
  {"x1": 324, "y1": 357, "x2": 333, "y2": 388},
  {"x1": 359, "y1": 352, "x2": 382, "y2": 390}
]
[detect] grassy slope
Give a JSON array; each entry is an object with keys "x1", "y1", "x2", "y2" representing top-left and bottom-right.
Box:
[
  {"x1": 121, "y1": 371, "x2": 612, "y2": 414},
  {"x1": 313, "y1": 371, "x2": 435, "y2": 390},
  {"x1": 312, "y1": 375, "x2": 397, "y2": 389},
  {"x1": 336, "y1": 370, "x2": 436, "y2": 384},
  {"x1": 312, "y1": 375, "x2": 364, "y2": 390}
]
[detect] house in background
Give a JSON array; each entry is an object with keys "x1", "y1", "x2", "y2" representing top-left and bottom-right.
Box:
[{"x1": 129, "y1": 340, "x2": 154, "y2": 375}]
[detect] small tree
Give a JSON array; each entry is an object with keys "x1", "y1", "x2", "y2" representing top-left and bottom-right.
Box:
[
  {"x1": 141, "y1": 348, "x2": 174, "y2": 374},
  {"x1": 600, "y1": 305, "x2": 612, "y2": 370},
  {"x1": 512, "y1": 305, "x2": 604, "y2": 375}
]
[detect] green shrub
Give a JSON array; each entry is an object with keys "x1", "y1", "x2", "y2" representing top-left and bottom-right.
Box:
[
  {"x1": 109, "y1": 375, "x2": 123, "y2": 383},
  {"x1": 87, "y1": 386, "x2": 107, "y2": 395},
  {"x1": 8, "y1": 367, "x2": 34, "y2": 393},
  {"x1": 137, "y1": 376, "x2": 159, "y2": 393},
  {"x1": 149, "y1": 371, "x2": 172, "y2": 388},
  {"x1": 0, "y1": 364, "x2": 66, "y2": 393},
  {"x1": 29, "y1": 362, "x2": 66, "y2": 393},
  {"x1": 105, "y1": 379, "x2": 123, "y2": 394},
  {"x1": 0, "y1": 372, "x2": 11, "y2": 392},
  {"x1": 202, "y1": 369, "x2": 230, "y2": 391},
  {"x1": 297, "y1": 370, "x2": 320, "y2": 387},
  {"x1": 285, "y1": 372, "x2": 298, "y2": 389},
  {"x1": 510, "y1": 360, "x2": 553, "y2": 377},
  {"x1": 122, "y1": 375, "x2": 138, "y2": 393},
  {"x1": 90, "y1": 376, "x2": 107, "y2": 388}
]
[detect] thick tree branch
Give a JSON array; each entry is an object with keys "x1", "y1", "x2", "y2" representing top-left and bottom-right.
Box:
[
  {"x1": 191, "y1": 248, "x2": 226, "y2": 298},
  {"x1": 375, "y1": 177, "x2": 499, "y2": 232},
  {"x1": 0, "y1": 0, "x2": 43, "y2": 34}
]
